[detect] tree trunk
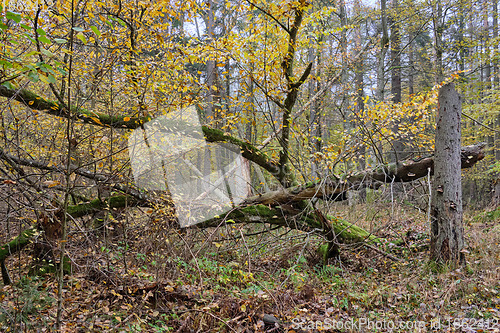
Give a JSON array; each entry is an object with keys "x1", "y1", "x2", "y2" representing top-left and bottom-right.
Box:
[
  {"x1": 483, "y1": 0, "x2": 491, "y2": 90},
  {"x1": 340, "y1": 0, "x2": 349, "y2": 107},
  {"x1": 0, "y1": 227, "x2": 37, "y2": 284},
  {"x1": 204, "y1": 0, "x2": 217, "y2": 125},
  {"x1": 458, "y1": 0, "x2": 466, "y2": 76},
  {"x1": 432, "y1": 2, "x2": 444, "y2": 83},
  {"x1": 495, "y1": 0, "x2": 500, "y2": 206},
  {"x1": 408, "y1": 31, "x2": 415, "y2": 96},
  {"x1": 493, "y1": 0, "x2": 499, "y2": 87},
  {"x1": 390, "y1": 0, "x2": 401, "y2": 104},
  {"x1": 308, "y1": 44, "x2": 320, "y2": 180},
  {"x1": 376, "y1": 0, "x2": 389, "y2": 101},
  {"x1": 354, "y1": 0, "x2": 366, "y2": 201},
  {"x1": 390, "y1": 0, "x2": 405, "y2": 164},
  {"x1": 430, "y1": 83, "x2": 465, "y2": 266}
]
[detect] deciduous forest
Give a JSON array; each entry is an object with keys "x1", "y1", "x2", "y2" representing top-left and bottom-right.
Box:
[{"x1": 0, "y1": 0, "x2": 499, "y2": 331}]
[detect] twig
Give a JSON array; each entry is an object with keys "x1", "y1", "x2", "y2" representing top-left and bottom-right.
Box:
[
  {"x1": 363, "y1": 243, "x2": 401, "y2": 261},
  {"x1": 179, "y1": 309, "x2": 238, "y2": 333},
  {"x1": 244, "y1": 0, "x2": 290, "y2": 34}
]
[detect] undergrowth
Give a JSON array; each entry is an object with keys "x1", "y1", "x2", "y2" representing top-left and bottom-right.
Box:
[{"x1": 0, "y1": 202, "x2": 499, "y2": 332}]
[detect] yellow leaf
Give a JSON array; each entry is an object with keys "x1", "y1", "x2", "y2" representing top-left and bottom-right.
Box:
[
  {"x1": 123, "y1": 117, "x2": 130, "y2": 122},
  {"x1": 90, "y1": 117, "x2": 103, "y2": 125},
  {"x1": 43, "y1": 180, "x2": 60, "y2": 188}
]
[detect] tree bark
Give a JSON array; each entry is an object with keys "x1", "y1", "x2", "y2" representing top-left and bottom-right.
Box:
[
  {"x1": 430, "y1": 83, "x2": 465, "y2": 266},
  {"x1": 377, "y1": 0, "x2": 389, "y2": 101},
  {"x1": 277, "y1": 0, "x2": 308, "y2": 186},
  {"x1": 432, "y1": 1, "x2": 444, "y2": 83},
  {"x1": 390, "y1": 0, "x2": 401, "y2": 104},
  {"x1": 203, "y1": 0, "x2": 217, "y2": 123},
  {"x1": 494, "y1": 0, "x2": 499, "y2": 87},
  {"x1": 0, "y1": 227, "x2": 37, "y2": 285},
  {"x1": 389, "y1": 0, "x2": 406, "y2": 165},
  {"x1": 308, "y1": 44, "x2": 321, "y2": 180},
  {"x1": 408, "y1": 31, "x2": 415, "y2": 96},
  {"x1": 242, "y1": 143, "x2": 485, "y2": 207},
  {"x1": 483, "y1": 0, "x2": 491, "y2": 90},
  {"x1": 458, "y1": 0, "x2": 466, "y2": 76},
  {"x1": 354, "y1": 0, "x2": 366, "y2": 201}
]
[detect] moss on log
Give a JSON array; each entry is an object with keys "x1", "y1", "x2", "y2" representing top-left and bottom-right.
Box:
[
  {"x1": 0, "y1": 85, "x2": 280, "y2": 175},
  {"x1": 198, "y1": 204, "x2": 382, "y2": 246},
  {"x1": 0, "y1": 227, "x2": 37, "y2": 261},
  {"x1": 328, "y1": 215, "x2": 381, "y2": 245},
  {"x1": 66, "y1": 195, "x2": 136, "y2": 218},
  {"x1": 0, "y1": 227, "x2": 37, "y2": 284}
]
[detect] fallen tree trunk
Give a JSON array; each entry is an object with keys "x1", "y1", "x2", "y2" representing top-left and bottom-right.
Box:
[
  {"x1": 66, "y1": 195, "x2": 144, "y2": 218},
  {"x1": 0, "y1": 85, "x2": 279, "y2": 175},
  {"x1": 0, "y1": 84, "x2": 486, "y2": 207},
  {"x1": 0, "y1": 84, "x2": 487, "y2": 265},
  {"x1": 0, "y1": 227, "x2": 37, "y2": 284},
  {"x1": 197, "y1": 204, "x2": 382, "y2": 245},
  {"x1": 0, "y1": 227, "x2": 37, "y2": 262},
  {"x1": 0, "y1": 143, "x2": 486, "y2": 263},
  {"x1": 242, "y1": 143, "x2": 486, "y2": 207},
  {"x1": 197, "y1": 204, "x2": 382, "y2": 263}
]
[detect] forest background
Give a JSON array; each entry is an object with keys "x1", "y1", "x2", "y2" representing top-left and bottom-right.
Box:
[{"x1": 0, "y1": 0, "x2": 499, "y2": 331}]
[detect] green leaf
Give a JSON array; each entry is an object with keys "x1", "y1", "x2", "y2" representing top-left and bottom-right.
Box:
[
  {"x1": 47, "y1": 74, "x2": 57, "y2": 84},
  {"x1": 56, "y1": 67, "x2": 67, "y2": 75},
  {"x1": 20, "y1": 23, "x2": 30, "y2": 29},
  {"x1": 27, "y1": 71, "x2": 39, "y2": 82},
  {"x1": 6, "y1": 11, "x2": 21, "y2": 23},
  {"x1": 0, "y1": 60, "x2": 13, "y2": 68},
  {"x1": 36, "y1": 28, "x2": 46, "y2": 35},
  {"x1": 76, "y1": 32, "x2": 87, "y2": 44},
  {"x1": 113, "y1": 17, "x2": 127, "y2": 27},
  {"x1": 25, "y1": 50, "x2": 39, "y2": 57},
  {"x1": 41, "y1": 63, "x2": 55, "y2": 74},
  {"x1": 38, "y1": 35, "x2": 51, "y2": 44},
  {"x1": 54, "y1": 38, "x2": 67, "y2": 44},
  {"x1": 90, "y1": 25, "x2": 101, "y2": 37},
  {"x1": 72, "y1": 26, "x2": 84, "y2": 32},
  {"x1": 1, "y1": 81, "x2": 14, "y2": 89},
  {"x1": 0, "y1": 22, "x2": 8, "y2": 30},
  {"x1": 39, "y1": 74, "x2": 49, "y2": 84},
  {"x1": 41, "y1": 49, "x2": 54, "y2": 57}
]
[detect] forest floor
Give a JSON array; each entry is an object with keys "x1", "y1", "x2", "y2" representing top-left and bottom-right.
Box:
[{"x1": 1, "y1": 202, "x2": 500, "y2": 332}]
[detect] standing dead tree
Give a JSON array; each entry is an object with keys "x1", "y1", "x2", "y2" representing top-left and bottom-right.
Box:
[{"x1": 430, "y1": 83, "x2": 466, "y2": 266}]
